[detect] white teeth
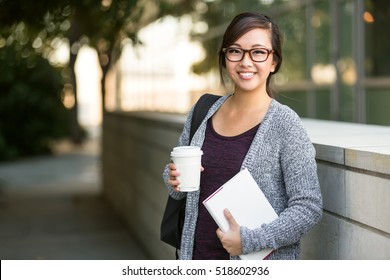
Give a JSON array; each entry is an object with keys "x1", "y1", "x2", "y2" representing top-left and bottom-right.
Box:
[{"x1": 239, "y1": 72, "x2": 254, "y2": 78}]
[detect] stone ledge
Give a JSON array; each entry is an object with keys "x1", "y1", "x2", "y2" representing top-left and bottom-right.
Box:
[
  {"x1": 302, "y1": 119, "x2": 390, "y2": 176},
  {"x1": 103, "y1": 111, "x2": 390, "y2": 259},
  {"x1": 110, "y1": 111, "x2": 390, "y2": 176}
]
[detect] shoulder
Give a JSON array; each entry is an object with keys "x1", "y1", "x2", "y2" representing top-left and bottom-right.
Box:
[
  {"x1": 266, "y1": 100, "x2": 315, "y2": 154},
  {"x1": 268, "y1": 100, "x2": 306, "y2": 133},
  {"x1": 271, "y1": 100, "x2": 301, "y2": 123}
]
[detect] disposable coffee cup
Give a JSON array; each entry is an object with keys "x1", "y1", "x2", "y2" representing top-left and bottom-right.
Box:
[{"x1": 170, "y1": 146, "x2": 203, "y2": 192}]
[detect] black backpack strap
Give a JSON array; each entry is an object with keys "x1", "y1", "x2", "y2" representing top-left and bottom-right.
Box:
[
  {"x1": 169, "y1": 93, "x2": 219, "y2": 259},
  {"x1": 189, "y1": 93, "x2": 221, "y2": 142}
]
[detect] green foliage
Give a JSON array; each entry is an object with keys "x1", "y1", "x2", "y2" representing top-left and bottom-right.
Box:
[
  {"x1": 0, "y1": 0, "x2": 202, "y2": 160},
  {"x1": 0, "y1": 44, "x2": 69, "y2": 161}
]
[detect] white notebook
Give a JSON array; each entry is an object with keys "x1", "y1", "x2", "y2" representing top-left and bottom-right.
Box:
[{"x1": 202, "y1": 168, "x2": 278, "y2": 260}]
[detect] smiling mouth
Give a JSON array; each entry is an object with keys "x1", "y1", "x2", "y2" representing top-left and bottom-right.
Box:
[{"x1": 238, "y1": 72, "x2": 255, "y2": 79}]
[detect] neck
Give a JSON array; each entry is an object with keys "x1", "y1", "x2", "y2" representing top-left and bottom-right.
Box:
[{"x1": 230, "y1": 90, "x2": 272, "y2": 112}]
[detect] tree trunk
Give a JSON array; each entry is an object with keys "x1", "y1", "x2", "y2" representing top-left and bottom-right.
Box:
[
  {"x1": 68, "y1": 18, "x2": 83, "y2": 144},
  {"x1": 100, "y1": 63, "x2": 109, "y2": 114}
]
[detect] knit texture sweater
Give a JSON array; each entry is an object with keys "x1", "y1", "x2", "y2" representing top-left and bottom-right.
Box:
[{"x1": 163, "y1": 94, "x2": 323, "y2": 260}]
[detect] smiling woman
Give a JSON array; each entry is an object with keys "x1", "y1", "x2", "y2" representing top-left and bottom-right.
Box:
[
  {"x1": 218, "y1": 13, "x2": 282, "y2": 98},
  {"x1": 222, "y1": 28, "x2": 276, "y2": 99},
  {"x1": 163, "y1": 12, "x2": 322, "y2": 260}
]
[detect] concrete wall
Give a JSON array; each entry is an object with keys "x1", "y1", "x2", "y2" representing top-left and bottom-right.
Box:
[{"x1": 102, "y1": 111, "x2": 390, "y2": 260}]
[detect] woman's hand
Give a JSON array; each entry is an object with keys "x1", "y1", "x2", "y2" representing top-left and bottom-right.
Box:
[
  {"x1": 216, "y1": 209, "x2": 242, "y2": 256},
  {"x1": 167, "y1": 163, "x2": 204, "y2": 192},
  {"x1": 167, "y1": 163, "x2": 181, "y2": 192}
]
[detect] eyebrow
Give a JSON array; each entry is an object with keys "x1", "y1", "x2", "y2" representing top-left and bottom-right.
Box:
[{"x1": 230, "y1": 43, "x2": 271, "y2": 49}]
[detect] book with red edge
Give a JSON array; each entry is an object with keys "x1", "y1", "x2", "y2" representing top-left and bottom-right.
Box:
[{"x1": 202, "y1": 168, "x2": 278, "y2": 260}]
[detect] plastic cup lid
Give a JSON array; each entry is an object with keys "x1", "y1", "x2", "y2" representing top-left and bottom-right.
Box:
[{"x1": 170, "y1": 146, "x2": 203, "y2": 157}]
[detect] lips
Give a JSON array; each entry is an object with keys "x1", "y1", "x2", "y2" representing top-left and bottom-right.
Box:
[{"x1": 238, "y1": 72, "x2": 255, "y2": 79}]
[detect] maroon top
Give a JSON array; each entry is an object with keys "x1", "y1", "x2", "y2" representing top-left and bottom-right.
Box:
[{"x1": 192, "y1": 118, "x2": 260, "y2": 260}]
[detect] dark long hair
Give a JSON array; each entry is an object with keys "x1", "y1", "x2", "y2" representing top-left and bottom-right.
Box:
[{"x1": 218, "y1": 12, "x2": 283, "y2": 97}]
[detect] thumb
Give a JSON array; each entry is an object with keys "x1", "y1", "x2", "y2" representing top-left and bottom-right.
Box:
[{"x1": 224, "y1": 208, "x2": 239, "y2": 229}]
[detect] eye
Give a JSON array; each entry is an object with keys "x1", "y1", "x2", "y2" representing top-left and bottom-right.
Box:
[
  {"x1": 228, "y1": 48, "x2": 243, "y2": 54},
  {"x1": 252, "y1": 48, "x2": 268, "y2": 55}
]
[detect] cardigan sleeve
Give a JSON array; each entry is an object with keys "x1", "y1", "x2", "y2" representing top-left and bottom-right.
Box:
[{"x1": 240, "y1": 109, "x2": 323, "y2": 256}]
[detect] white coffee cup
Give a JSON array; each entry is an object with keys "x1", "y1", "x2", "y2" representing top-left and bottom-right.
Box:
[{"x1": 170, "y1": 146, "x2": 203, "y2": 192}]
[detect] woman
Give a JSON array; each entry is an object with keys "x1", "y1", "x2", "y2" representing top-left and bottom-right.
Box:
[{"x1": 163, "y1": 12, "x2": 322, "y2": 260}]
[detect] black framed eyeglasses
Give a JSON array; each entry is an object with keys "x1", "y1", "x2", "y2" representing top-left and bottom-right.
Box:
[{"x1": 222, "y1": 47, "x2": 274, "y2": 62}]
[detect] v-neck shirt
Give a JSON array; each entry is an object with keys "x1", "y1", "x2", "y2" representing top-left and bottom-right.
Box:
[{"x1": 192, "y1": 118, "x2": 260, "y2": 260}]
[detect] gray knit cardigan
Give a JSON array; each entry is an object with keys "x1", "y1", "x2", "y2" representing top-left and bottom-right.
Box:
[{"x1": 163, "y1": 94, "x2": 323, "y2": 260}]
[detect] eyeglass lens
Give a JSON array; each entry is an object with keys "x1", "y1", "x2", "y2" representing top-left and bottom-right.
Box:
[{"x1": 225, "y1": 48, "x2": 271, "y2": 62}]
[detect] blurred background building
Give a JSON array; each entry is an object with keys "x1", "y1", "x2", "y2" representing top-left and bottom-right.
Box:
[
  {"x1": 1, "y1": 0, "x2": 389, "y2": 261},
  {"x1": 1, "y1": 0, "x2": 389, "y2": 160},
  {"x1": 103, "y1": 0, "x2": 390, "y2": 126}
]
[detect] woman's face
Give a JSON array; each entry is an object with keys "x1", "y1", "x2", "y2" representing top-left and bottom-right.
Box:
[{"x1": 225, "y1": 28, "x2": 276, "y2": 95}]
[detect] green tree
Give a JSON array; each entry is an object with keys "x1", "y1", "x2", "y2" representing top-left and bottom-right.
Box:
[
  {"x1": 0, "y1": 42, "x2": 68, "y2": 160},
  {"x1": 0, "y1": 0, "x2": 197, "y2": 155}
]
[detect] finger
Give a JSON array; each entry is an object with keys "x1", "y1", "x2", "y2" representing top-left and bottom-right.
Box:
[
  {"x1": 216, "y1": 228, "x2": 224, "y2": 239},
  {"x1": 169, "y1": 163, "x2": 177, "y2": 170},
  {"x1": 168, "y1": 163, "x2": 182, "y2": 191},
  {"x1": 168, "y1": 178, "x2": 180, "y2": 186},
  {"x1": 224, "y1": 208, "x2": 238, "y2": 228},
  {"x1": 169, "y1": 169, "x2": 180, "y2": 178},
  {"x1": 201, "y1": 165, "x2": 204, "y2": 172},
  {"x1": 167, "y1": 179, "x2": 180, "y2": 192}
]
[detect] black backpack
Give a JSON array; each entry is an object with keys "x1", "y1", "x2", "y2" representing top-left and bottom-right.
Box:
[{"x1": 160, "y1": 93, "x2": 220, "y2": 256}]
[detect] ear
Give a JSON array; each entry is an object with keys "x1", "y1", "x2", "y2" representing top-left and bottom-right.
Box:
[{"x1": 270, "y1": 59, "x2": 277, "y2": 73}]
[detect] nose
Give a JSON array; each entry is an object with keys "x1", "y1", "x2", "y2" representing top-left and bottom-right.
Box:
[{"x1": 240, "y1": 51, "x2": 253, "y2": 66}]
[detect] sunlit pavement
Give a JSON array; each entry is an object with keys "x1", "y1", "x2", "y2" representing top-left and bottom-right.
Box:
[{"x1": 0, "y1": 135, "x2": 149, "y2": 260}]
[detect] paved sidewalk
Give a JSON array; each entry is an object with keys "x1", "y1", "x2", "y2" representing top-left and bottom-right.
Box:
[{"x1": 0, "y1": 136, "x2": 149, "y2": 260}]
